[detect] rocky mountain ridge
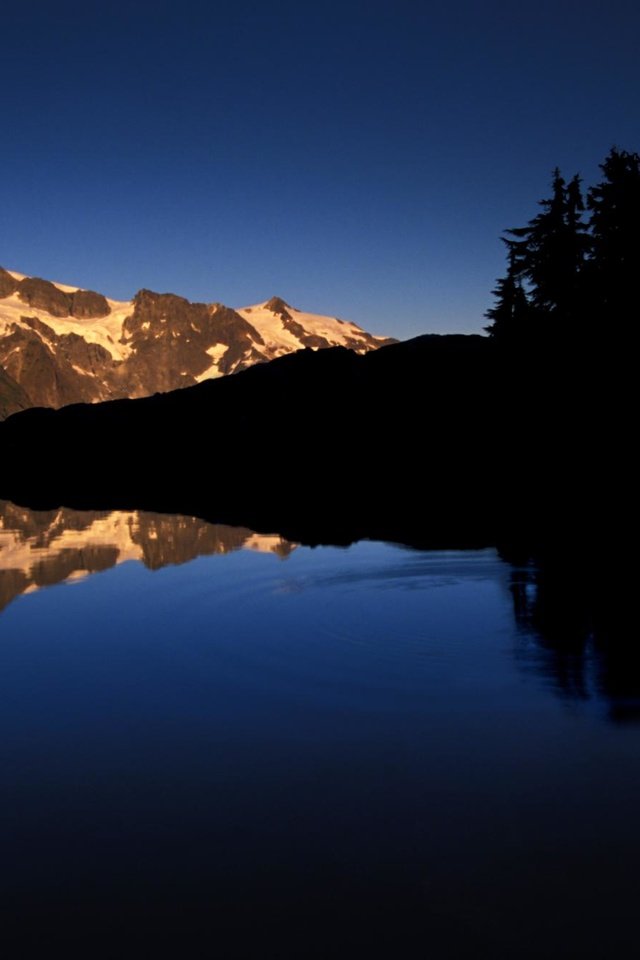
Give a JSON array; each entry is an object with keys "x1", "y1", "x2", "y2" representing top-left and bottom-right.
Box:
[{"x1": 0, "y1": 267, "x2": 394, "y2": 417}]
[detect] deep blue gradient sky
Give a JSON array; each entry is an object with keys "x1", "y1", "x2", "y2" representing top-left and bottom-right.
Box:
[{"x1": 2, "y1": 0, "x2": 638, "y2": 337}]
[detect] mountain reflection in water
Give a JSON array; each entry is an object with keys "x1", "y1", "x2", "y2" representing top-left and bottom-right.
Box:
[
  {"x1": 0, "y1": 500, "x2": 296, "y2": 611},
  {"x1": 1, "y1": 500, "x2": 637, "y2": 725}
]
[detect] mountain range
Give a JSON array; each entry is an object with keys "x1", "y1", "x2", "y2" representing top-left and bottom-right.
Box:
[{"x1": 0, "y1": 267, "x2": 393, "y2": 417}]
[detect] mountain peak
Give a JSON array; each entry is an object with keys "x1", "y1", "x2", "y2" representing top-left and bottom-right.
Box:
[{"x1": 263, "y1": 296, "x2": 293, "y2": 317}]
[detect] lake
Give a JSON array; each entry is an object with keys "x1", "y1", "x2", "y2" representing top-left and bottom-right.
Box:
[{"x1": 0, "y1": 502, "x2": 638, "y2": 957}]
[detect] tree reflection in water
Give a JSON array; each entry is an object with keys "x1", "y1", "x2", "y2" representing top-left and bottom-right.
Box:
[{"x1": 508, "y1": 557, "x2": 640, "y2": 723}]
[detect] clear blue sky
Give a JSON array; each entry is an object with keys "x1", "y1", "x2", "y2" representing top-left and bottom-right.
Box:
[{"x1": 1, "y1": 0, "x2": 638, "y2": 338}]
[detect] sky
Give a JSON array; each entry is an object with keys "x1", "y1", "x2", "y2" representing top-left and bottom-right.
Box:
[{"x1": 1, "y1": 0, "x2": 638, "y2": 339}]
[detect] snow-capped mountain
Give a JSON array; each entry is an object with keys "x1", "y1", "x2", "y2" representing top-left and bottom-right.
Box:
[{"x1": 0, "y1": 268, "x2": 394, "y2": 418}]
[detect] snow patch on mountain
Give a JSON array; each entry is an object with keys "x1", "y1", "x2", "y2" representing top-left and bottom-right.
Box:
[
  {"x1": 195, "y1": 343, "x2": 229, "y2": 382},
  {"x1": 237, "y1": 298, "x2": 389, "y2": 355},
  {"x1": 0, "y1": 289, "x2": 132, "y2": 360}
]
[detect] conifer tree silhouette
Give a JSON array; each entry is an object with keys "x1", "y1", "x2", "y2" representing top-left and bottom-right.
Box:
[
  {"x1": 484, "y1": 248, "x2": 530, "y2": 339},
  {"x1": 586, "y1": 147, "x2": 640, "y2": 328},
  {"x1": 487, "y1": 168, "x2": 588, "y2": 341}
]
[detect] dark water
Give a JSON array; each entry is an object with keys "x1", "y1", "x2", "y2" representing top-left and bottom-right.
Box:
[{"x1": 0, "y1": 504, "x2": 638, "y2": 957}]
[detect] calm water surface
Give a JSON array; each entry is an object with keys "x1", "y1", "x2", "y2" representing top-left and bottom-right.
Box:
[{"x1": 0, "y1": 504, "x2": 638, "y2": 957}]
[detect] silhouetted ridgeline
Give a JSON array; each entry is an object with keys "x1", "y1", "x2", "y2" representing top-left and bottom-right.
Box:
[{"x1": 0, "y1": 332, "x2": 622, "y2": 544}]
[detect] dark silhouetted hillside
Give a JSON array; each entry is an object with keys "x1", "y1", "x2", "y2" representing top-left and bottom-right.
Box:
[{"x1": 0, "y1": 332, "x2": 621, "y2": 552}]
